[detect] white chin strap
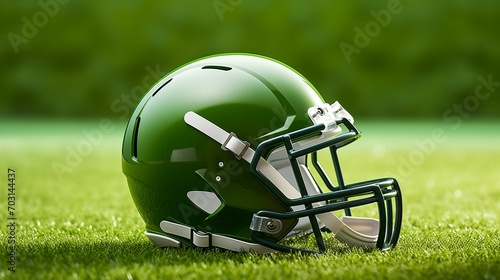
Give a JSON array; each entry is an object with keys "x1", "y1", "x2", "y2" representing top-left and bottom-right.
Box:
[
  {"x1": 147, "y1": 221, "x2": 277, "y2": 254},
  {"x1": 172, "y1": 111, "x2": 379, "y2": 251}
]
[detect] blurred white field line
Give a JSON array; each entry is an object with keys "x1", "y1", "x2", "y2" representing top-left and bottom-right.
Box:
[
  {"x1": 372, "y1": 74, "x2": 500, "y2": 178},
  {"x1": 51, "y1": 65, "x2": 168, "y2": 181},
  {"x1": 339, "y1": 0, "x2": 412, "y2": 64},
  {"x1": 213, "y1": 0, "x2": 243, "y2": 22},
  {"x1": 7, "y1": 0, "x2": 71, "y2": 54}
]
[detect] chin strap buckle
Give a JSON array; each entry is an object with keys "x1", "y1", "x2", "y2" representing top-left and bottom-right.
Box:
[
  {"x1": 221, "y1": 132, "x2": 250, "y2": 160},
  {"x1": 191, "y1": 228, "x2": 212, "y2": 248}
]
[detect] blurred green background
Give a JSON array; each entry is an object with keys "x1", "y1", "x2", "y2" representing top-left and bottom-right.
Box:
[{"x1": 1, "y1": 0, "x2": 499, "y2": 120}]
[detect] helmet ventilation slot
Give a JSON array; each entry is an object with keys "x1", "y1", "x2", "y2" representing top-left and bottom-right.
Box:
[
  {"x1": 152, "y1": 78, "x2": 173, "y2": 97},
  {"x1": 133, "y1": 117, "x2": 141, "y2": 159},
  {"x1": 202, "y1": 65, "x2": 232, "y2": 71}
]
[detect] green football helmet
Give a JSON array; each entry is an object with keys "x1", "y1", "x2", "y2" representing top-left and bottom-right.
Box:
[{"x1": 122, "y1": 54, "x2": 402, "y2": 253}]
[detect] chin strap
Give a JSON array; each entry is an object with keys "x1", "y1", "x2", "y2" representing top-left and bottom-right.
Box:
[
  {"x1": 149, "y1": 221, "x2": 277, "y2": 254},
  {"x1": 183, "y1": 111, "x2": 379, "y2": 250}
]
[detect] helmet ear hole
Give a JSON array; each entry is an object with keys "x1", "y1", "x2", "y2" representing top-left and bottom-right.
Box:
[{"x1": 187, "y1": 191, "x2": 223, "y2": 215}]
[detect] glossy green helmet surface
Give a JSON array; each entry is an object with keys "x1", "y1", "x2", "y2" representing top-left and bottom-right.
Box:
[{"x1": 122, "y1": 54, "x2": 402, "y2": 253}]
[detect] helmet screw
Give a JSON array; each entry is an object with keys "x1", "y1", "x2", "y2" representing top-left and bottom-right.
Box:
[
  {"x1": 215, "y1": 176, "x2": 221, "y2": 182},
  {"x1": 266, "y1": 220, "x2": 278, "y2": 232},
  {"x1": 218, "y1": 161, "x2": 224, "y2": 168}
]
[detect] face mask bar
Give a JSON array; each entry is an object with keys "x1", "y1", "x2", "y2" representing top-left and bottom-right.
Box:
[{"x1": 249, "y1": 117, "x2": 403, "y2": 254}]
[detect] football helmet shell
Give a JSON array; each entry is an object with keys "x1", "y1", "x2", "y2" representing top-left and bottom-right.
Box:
[{"x1": 122, "y1": 53, "x2": 403, "y2": 253}]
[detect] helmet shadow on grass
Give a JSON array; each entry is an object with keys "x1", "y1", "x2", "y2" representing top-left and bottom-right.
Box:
[{"x1": 18, "y1": 235, "x2": 376, "y2": 271}]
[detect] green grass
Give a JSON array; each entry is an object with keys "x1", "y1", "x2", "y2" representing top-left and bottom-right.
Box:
[{"x1": 1, "y1": 120, "x2": 499, "y2": 279}]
